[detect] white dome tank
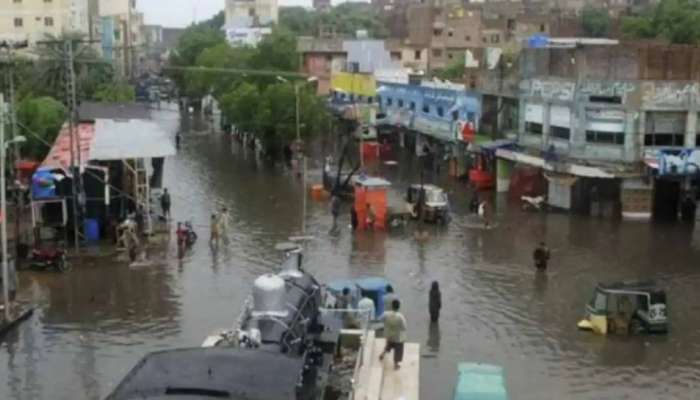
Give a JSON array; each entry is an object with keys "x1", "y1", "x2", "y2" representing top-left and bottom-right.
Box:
[{"x1": 252, "y1": 274, "x2": 287, "y2": 315}]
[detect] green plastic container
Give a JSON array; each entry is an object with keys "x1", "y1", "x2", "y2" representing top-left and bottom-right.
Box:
[{"x1": 453, "y1": 363, "x2": 509, "y2": 400}]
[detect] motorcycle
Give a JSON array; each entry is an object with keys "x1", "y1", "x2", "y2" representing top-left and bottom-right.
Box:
[
  {"x1": 521, "y1": 195, "x2": 548, "y2": 212},
  {"x1": 177, "y1": 221, "x2": 198, "y2": 256},
  {"x1": 29, "y1": 247, "x2": 70, "y2": 272}
]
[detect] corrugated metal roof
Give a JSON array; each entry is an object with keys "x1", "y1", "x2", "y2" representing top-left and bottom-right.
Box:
[
  {"x1": 90, "y1": 119, "x2": 176, "y2": 161},
  {"x1": 79, "y1": 102, "x2": 151, "y2": 121},
  {"x1": 40, "y1": 123, "x2": 95, "y2": 172}
]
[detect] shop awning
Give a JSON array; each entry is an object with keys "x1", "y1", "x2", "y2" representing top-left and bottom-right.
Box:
[{"x1": 90, "y1": 119, "x2": 176, "y2": 161}]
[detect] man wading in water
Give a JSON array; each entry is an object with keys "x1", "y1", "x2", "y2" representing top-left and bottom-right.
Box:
[{"x1": 533, "y1": 242, "x2": 550, "y2": 271}]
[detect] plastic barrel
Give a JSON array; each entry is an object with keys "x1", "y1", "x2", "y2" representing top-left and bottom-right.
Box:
[{"x1": 84, "y1": 218, "x2": 100, "y2": 242}]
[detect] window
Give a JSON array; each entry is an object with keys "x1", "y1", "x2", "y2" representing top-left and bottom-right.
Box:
[
  {"x1": 551, "y1": 126, "x2": 570, "y2": 140},
  {"x1": 491, "y1": 34, "x2": 500, "y2": 43},
  {"x1": 437, "y1": 107, "x2": 444, "y2": 117},
  {"x1": 390, "y1": 51, "x2": 402, "y2": 60},
  {"x1": 465, "y1": 35, "x2": 471, "y2": 42},
  {"x1": 644, "y1": 134, "x2": 684, "y2": 147},
  {"x1": 13, "y1": 0, "x2": 21, "y2": 3},
  {"x1": 433, "y1": 29, "x2": 443, "y2": 36},
  {"x1": 398, "y1": 99, "x2": 404, "y2": 108},
  {"x1": 452, "y1": 110, "x2": 459, "y2": 121},
  {"x1": 590, "y1": 96, "x2": 621, "y2": 104},
  {"x1": 525, "y1": 122, "x2": 543, "y2": 135},
  {"x1": 539, "y1": 24, "x2": 546, "y2": 32},
  {"x1": 422, "y1": 104, "x2": 430, "y2": 114},
  {"x1": 645, "y1": 112, "x2": 685, "y2": 147},
  {"x1": 587, "y1": 131, "x2": 625, "y2": 145},
  {"x1": 13, "y1": 18, "x2": 22, "y2": 27},
  {"x1": 447, "y1": 30, "x2": 453, "y2": 37},
  {"x1": 448, "y1": 53, "x2": 453, "y2": 59},
  {"x1": 44, "y1": 0, "x2": 52, "y2": 2},
  {"x1": 367, "y1": 97, "x2": 373, "y2": 104},
  {"x1": 44, "y1": 17, "x2": 54, "y2": 27},
  {"x1": 414, "y1": 50, "x2": 421, "y2": 60},
  {"x1": 248, "y1": 7, "x2": 256, "y2": 16},
  {"x1": 410, "y1": 102, "x2": 416, "y2": 110},
  {"x1": 387, "y1": 98, "x2": 393, "y2": 106},
  {"x1": 432, "y1": 49, "x2": 442, "y2": 57},
  {"x1": 482, "y1": 37, "x2": 487, "y2": 43},
  {"x1": 696, "y1": 135, "x2": 700, "y2": 147}
]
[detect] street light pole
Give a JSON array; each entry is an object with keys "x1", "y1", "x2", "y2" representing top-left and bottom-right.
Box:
[{"x1": 0, "y1": 94, "x2": 8, "y2": 321}]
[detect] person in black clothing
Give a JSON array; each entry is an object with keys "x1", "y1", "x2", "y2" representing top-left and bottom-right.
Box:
[
  {"x1": 533, "y1": 242, "x2": 550, "y2": 271},
  {"x1": 350, "y1": 206, "x2": 358, "y2": 231},
  {"x1": 283, "y1": 144, "x2": 293, "y2": 168},
  {"x1": 428, "y1": 281, "x2": 442, "y2": 323},
  {"x1": 175, "y1": 133, "x2": 181, "y2": 150},
  {"x1": 161, "y1": 188, "x2": 171, "y2": 220}
]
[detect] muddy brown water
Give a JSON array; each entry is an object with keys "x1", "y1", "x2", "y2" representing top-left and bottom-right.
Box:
[{"x1": 1, "y1": 109, "x2": 700, "y2": 400}]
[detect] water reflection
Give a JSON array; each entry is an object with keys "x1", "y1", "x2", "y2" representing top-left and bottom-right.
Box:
[{"x1": 0, "y1": 110, "x2": 699, "y2": 400}]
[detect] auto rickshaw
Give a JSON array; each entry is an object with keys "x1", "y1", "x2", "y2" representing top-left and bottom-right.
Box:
[
  {"x1": 577, "y1": 280, "x2": 668, "y2": 335},
  {"x1": 406, "y1": 184, "x2": 450, "y2": 224}
]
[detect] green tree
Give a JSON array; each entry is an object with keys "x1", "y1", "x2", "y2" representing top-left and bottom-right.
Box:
[
  {"x1": 167, "y1": 26, "x2": 226, "y2": 97},
  {"x1": 433, "y1": 60, "x2": 464, "y2": 81},
  {"x1": 32, "y1": 32, "x2": 115, "y2": 102},
  {"x1": 16, "y1": 96, "x2": 66, "y2": 159},
  {"x1": 92, "y1": 82, "x2": 136, "y2": 102},
  {"x1": 279, "y1": 7, "x2": 316, "y2": 36},
  {"x1": 581, "y1": 5, "x2": 611, "y2": 37},
  {"x1": 279, "y1": 4, "x2": 388, "y2": 38},
  {"x1": 622, "y1": 0, "x2": 700, "y2": 44},
  {"x1": 251, "y1": 28, "x2": 300, "y2": 72}
]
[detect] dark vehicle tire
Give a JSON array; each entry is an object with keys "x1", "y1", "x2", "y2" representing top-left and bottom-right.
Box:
[
  {"x1": 56, "y1": 256, "x2": 70, "y2": 273},
  {"x1": 629, "y1": 318, "x2": 644, "y2": 335}
]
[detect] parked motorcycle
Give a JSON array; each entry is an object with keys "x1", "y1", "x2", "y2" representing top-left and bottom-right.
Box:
[
  {"x1": 29, "y1": 247, "x2": 70, "y2": 272},
  {"x1": 521, "y1": 195, "x2": 548, "y2": 212},
  {"x1": 177, "y1": 221, "x2": 198, "y2": 257}
]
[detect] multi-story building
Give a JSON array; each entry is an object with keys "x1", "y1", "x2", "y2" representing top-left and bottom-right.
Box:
[
  {"x1": 297, "y1": 37, "x2": 346, "y2": 95},
  {"x1": 98, "y1": 0, "x2": 143, "y2": 78},
  {"x1": 224, "y1": 0, "x2": 278, "y2": 29},
  {"x1": 0, "y1": 0, "x2": 92, "y2": 44},
  {"x1": 494, "y1": 40, "x2": 700, "y2": 221},
  {"x1": 312, "y1": 0, "x2": 331, "y2": 12}
]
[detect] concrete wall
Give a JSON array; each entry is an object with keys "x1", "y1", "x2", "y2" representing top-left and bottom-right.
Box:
[
  {"x1": 521, "y1": 44, "x2": 700, "y2": 81},
  {"x1": 0, "y1": 0, "x2": 85, "y2": 43},
  {"x1": 518, "y1": 78, "x2": 700, "y2": 164}
]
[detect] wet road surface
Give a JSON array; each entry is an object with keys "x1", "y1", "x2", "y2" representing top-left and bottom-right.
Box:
[{"x1": 2, "y1": 109, "x2": 700, "y2": 399}]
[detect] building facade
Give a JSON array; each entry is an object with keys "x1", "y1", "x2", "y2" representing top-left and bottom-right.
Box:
[
  {"x1": 98, "y1": 0, "x2": 144, "y2": 78},
  {"x1": 225, "y1": 0, "x2": 278, "y2": 29},
  {"x1": 496, "y1": 43, "x2": 700, "y2": 220},
  {"x1": 0, "y1": 0, "x2": 92, "y2": 44}
]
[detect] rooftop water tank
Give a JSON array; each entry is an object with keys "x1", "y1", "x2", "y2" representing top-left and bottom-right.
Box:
[{"x1": 252, "y1": 274, "x2": 287, "y2": 315}]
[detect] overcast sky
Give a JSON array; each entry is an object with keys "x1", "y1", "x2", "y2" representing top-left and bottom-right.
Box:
[{"x1": 138, "y1": 0, "x2": 310, "y2": 28}]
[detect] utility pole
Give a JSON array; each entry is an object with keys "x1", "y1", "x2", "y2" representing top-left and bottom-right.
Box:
[
  {"x1": 1, "y1": 93, "x2": 8, "y2": 321},
  {"x1": 295, "y1": 83, "x2": 306, "y2": 235},
  {"x1": 64, "y1": 40, "x2": 81, "y2": 252},
  {"x1": 8, "y1": 63, "x2": 22, "y2": 256}
]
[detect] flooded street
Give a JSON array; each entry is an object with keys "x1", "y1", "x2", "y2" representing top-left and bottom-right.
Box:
[{"x1": 2, "y1": 109, "x2": 700, "y2": 400}]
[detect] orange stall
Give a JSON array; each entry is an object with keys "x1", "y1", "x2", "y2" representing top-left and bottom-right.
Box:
[{"x1": 353, "y1": 176, "x2": 391, "y2": 231}]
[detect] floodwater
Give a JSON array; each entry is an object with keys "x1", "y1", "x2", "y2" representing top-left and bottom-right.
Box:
[{"x1": 2, "y1": 108, "x2": 700, "y2": 400}]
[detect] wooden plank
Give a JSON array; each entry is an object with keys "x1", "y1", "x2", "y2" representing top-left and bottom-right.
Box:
[
  {"x1": 353, "y1": 330, "x2": 376, "y2": 400},
  {"x1": 380, "y1": 342, "x2": 420, "y2": 400},
  {"x1": 366, "y1": 338, "x2": 386, "y2": 400}
]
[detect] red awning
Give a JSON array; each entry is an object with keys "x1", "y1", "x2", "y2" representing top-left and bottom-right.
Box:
[{"x1": 40, "y1": 123, "x2": 95, "y2": 173}]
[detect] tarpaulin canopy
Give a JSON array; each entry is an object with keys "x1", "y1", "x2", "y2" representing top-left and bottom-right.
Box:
[
  {"x1": 90, "y1": 119, "x2": 176, "y2": 161},
  {"x1": 39, "y1": 119, "x2": 176, "y2": 174}
]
